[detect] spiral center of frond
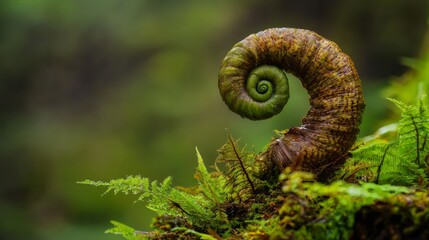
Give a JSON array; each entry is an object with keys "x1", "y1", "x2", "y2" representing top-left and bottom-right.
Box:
[
  {"x1": 256, "y1": 80, "x2": 270, "y2": 94},
  {"x1": 246, "y1": 65, "x2": 289, "y2": 104}
]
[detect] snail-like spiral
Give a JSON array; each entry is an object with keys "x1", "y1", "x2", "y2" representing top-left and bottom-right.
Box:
[
  {"x1": 218, "y1": 28, "x2": 365, "y2": 177},
  {"x1": 220, "y1": 63, "x2": 290, "y2": 120}
]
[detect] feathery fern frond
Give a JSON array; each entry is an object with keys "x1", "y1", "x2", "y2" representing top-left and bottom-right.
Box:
[
  {"x1": 194, "y1": 148, "x2": 228, "y2": 206},
  {"x1": 342, "y1": 96, "x2": 429, "y2": 186},
  {"x1": 338, "y1": 139, "x2": 388, "y2": 183},
  {"x1": 79, "y1": 149, "x2": 231, "y2": 231},
  {"x1": 105, "y1": 221, "x2": 144, "y2": 240},
  {"x1": 390, "y1": 97, "x2": 429, "y2": 166},
  {"x1": 79, "y1": 175, "x2": 150, "y2": 196},
  {"x1": 216, "y1": 133, "x2": 256, "y2": 201}
]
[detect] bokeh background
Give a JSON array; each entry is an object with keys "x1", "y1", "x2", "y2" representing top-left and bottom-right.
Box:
[{"x1": 1, "y1": 0, "x2": 428, "y2": 239}]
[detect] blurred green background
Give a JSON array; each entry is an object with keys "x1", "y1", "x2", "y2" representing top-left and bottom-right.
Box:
[{"x1": 1, "y1": 0, "x2": 428, "y2": 239}]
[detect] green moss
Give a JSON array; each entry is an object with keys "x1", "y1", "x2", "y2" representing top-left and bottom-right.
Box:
[{"x1": 81, "y1": 121, "x2": 429, "y2": 239}]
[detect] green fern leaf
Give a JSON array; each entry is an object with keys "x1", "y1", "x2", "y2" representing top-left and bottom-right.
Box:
[
  {"x1": 345, "y1": 96, "x2": 429, "y2": 186},
  {"x1": 195, "y1": 147, "x2": 228, "y2": 204},
  {"x1": 105, "y1": 221, "x2": 145, "y2": 240},
  {"x1": 216, "y1": 134, "x2": 256, "y2": 200}
]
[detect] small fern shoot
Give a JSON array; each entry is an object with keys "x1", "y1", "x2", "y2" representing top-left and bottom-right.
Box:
[
  {"x1": 216, "y1": 133, "x2": 257, "y2": 201},
  {"x1": 79, "y1": 148, "x2": 230, "y2": 232}
]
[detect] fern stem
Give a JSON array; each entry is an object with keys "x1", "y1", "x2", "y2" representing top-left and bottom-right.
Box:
[
  {"x1": 376, "y1": 145, "x2": 391, "y2": 184},
  {"x1": 228, "y1": 134, "x2": 255, "y2": 194},
  {"x1": 411, "y1": 116, "x2": 420, "y2": 165}
]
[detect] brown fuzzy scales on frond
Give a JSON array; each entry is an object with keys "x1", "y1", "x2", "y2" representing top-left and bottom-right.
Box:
[{"x1": 218, "y1": 28, "x2": 365, "y2": 178}]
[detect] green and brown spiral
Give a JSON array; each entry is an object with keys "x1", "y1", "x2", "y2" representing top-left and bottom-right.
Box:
[{"x1": 218, "y1": 28, "x2": 365, "y2": 177}]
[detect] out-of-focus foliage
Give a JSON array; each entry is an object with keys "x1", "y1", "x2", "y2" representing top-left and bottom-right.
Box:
[
  {"x1": 385, "y1": 28, "x2": 429, "y2": 108},
  {"x1": 0, "y1": 0, "x2": 428, "y2": 239}
]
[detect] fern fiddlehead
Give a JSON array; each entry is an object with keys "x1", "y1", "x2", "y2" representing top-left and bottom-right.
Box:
[{"x1": 218, "y1": 28, "x2": 365, "y2": 177}]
